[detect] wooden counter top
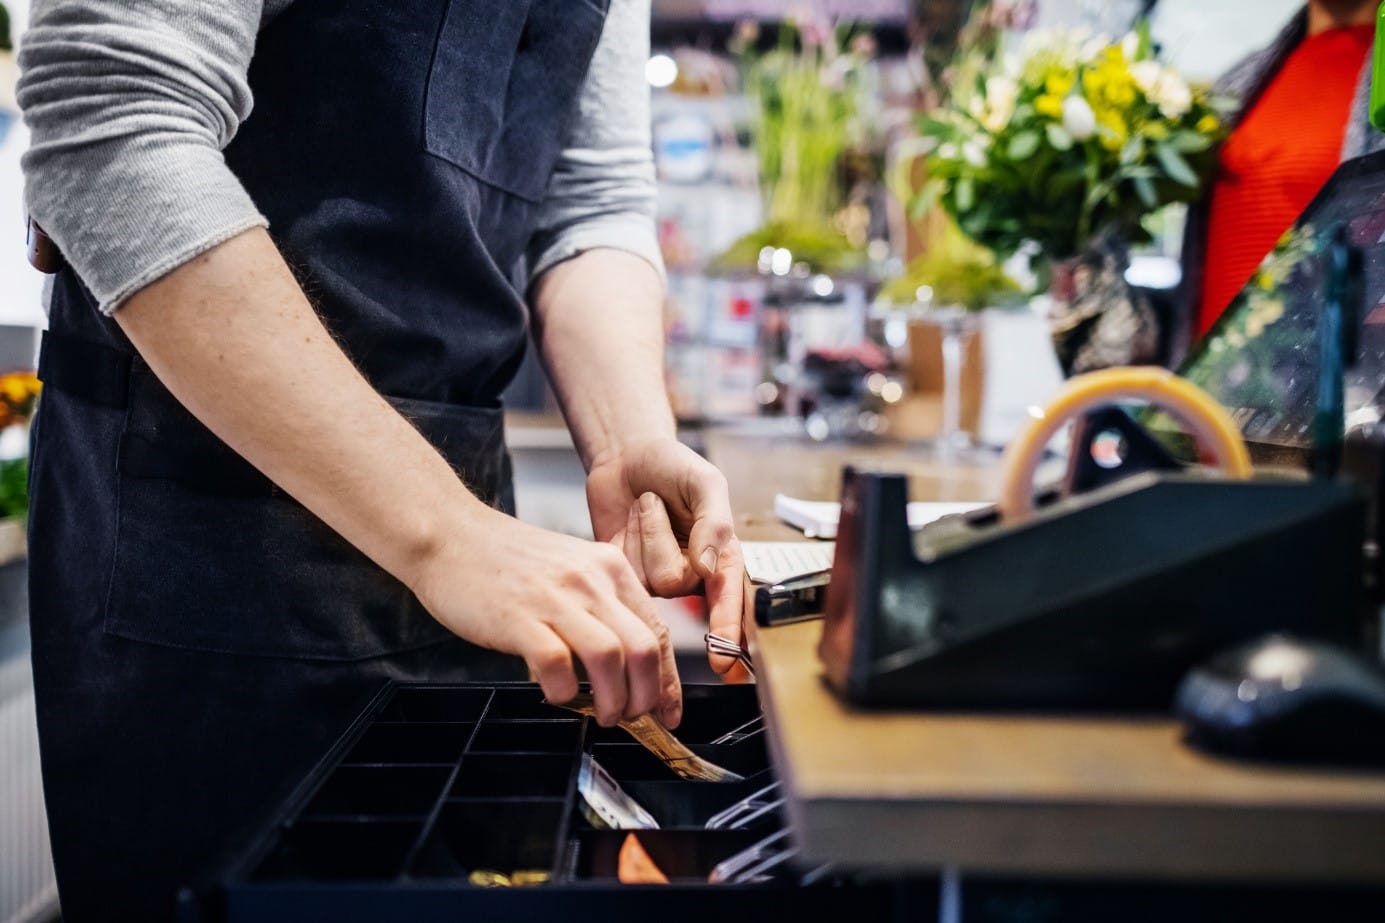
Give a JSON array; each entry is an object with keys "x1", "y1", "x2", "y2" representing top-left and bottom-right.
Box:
[{"x1": 707, "y1": 422, "x2": 1385, "y2": 883}]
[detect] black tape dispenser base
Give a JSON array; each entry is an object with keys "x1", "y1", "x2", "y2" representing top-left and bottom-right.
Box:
[
  {"x1": 818, "y1": 464, "x2": 1364, "y2": 711},
  {"x1": 814, "y1": 365, "x2": 1368, "y2": 709}
]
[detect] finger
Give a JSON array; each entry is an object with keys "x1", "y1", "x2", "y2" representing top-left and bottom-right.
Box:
[
  {"x1": 517, "y1": 625, "x2": 580, "y2": 708},
  {"x1": 591, "y1": 597, "x2": 666, "y2": 722},
  {"x1": 620, "y1": 503, "x2": 649, "y2": 589},
  {"x1": 550, "y1": 612, "x2": 628, "y2": 727},
  {"x1": 612, "y1": 562, "x2": 683, "y2": 729},
  {"x1": 684, "y1": 467, "x2": 736, "y2": 583},
  {"x1": 705, "y1": 538, "x2": 746, "y2": 676},
  {"x1": 636, "y1": 492, "x2": 700, "y2": 597},
  {"x1": 722, "y1": 659, "x2": 753, "y2": 684}
]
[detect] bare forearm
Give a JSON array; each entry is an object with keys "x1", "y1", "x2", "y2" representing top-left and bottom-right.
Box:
[
  {"x1": 114, "y1": 228, "x2": 484, "y2": 590},
  {"x1": 531, "y1": 248, "x2": 675, "y2": 469},
  {"x1": 536, "y1": 251, "x2": 744, "y2": 674}
]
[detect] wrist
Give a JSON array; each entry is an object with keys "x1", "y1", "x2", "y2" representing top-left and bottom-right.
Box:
[
  {"x1": 396, "y1": 487, "x2": 496, "y2": 599},
  {"x1": 586, "y1": 428, "x2": 678, "y2": 476}
]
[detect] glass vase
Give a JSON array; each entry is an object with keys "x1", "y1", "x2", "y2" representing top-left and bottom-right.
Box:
[{"x1": 911, "y1": 303, "x2": 982, "y2": 460}]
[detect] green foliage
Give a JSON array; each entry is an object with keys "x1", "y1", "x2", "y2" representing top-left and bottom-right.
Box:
[
  {"x1": 716, "y1": 17, "x2": 872, "y2": 271},
  {"x1": 0, "y1": 3, "x2": 11, "y2": 53},
  {"x1": 0, "y1": 457, "x2": 28, "y2": 521},
  {"x1": 710, "y1": 221, "x2": 865, "y2": 275},
  {"x1": 879, "y1": 216, "x2": 1022, "y2": 311},
  {"x1": 914, "y1": 23, "x2": 1230, "y2": 262}
]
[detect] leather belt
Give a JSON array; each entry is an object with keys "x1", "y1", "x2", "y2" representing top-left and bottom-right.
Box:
[{"x1": 27, "y1": 217, "x2": 66, "y2": 274}]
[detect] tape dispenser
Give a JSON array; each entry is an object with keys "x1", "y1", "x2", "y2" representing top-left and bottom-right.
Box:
[{"x1": 818, "y1": 368, "x2": 1367, "y2": 710}]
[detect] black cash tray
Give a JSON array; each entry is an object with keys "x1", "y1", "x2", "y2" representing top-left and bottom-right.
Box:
[{"x1": 191, "y1": 682, "x2": 932, "y2": 921}]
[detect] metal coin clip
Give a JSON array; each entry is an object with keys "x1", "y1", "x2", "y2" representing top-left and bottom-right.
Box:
[{"x1": 705, "y1": 632, "x2": 754, "y2": 676}]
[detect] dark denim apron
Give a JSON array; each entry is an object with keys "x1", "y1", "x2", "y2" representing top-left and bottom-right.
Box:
[{"x1": 26, "y1": 1, "x2": 609, "y2": 919}]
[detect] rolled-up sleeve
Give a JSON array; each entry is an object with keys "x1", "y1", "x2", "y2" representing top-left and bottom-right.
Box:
[
  {"x1": 526, "y1": 0, "x2": 664, "y2": 285},
  {"x1": 18, "y1": 0, "x2": 267, "y2": 314}
]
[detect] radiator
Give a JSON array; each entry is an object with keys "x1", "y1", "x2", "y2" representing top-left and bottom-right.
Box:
[{"x1": 0, "y1": 655, "x2": 58, "y2": 923}]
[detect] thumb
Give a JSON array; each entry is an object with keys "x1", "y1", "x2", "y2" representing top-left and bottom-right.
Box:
[{"x1": 685, "y1": 470, "x2": 735, "y2": 581}]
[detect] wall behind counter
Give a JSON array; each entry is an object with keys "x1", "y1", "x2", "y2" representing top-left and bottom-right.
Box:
[{"x1": 1, "y1": 0, "x2": 45, "y2": 338}]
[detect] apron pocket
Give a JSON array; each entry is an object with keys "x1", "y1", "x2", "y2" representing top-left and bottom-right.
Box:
[
  {"x1": 103, "y1": 368, "x2": 513, "y2": 661},
  {"x1": 424, "y1": 0, "x2": 608, "y2": 201},
  {"x1": 103, "y1": 479, "x2": 451, "y2": 661}
]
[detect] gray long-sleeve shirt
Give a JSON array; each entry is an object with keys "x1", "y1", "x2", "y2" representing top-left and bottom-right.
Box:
[{"x1": 17, "y1": 0, "x2": 662, "y2": 315}]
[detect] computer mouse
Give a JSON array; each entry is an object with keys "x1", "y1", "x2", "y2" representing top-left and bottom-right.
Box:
[{"x1": 1176, "y1": 633, "x2": 1385, "y2": 766}]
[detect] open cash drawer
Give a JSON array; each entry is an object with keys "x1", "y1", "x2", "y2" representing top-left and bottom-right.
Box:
[{"x1": 187, "y1": 682, "x2": 933, "y2": 921}]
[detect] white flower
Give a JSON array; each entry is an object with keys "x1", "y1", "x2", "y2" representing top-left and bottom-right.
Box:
[
  {"x1": 983, "y1": 75, "x2": 1019, "y2": 132},
  {"x1": 1154, "y1": 73, "x2": 1192, "y2": 119},
  {"x1": 938, "y1": 142, "x2": 959, "y2": 161},
  {"x1": 1121, "y1": 32, "x2": 1141, "y2": 61},
  {"x1": 962, "y1": 139, "x2": 988, "y2": 168},
  {"x1": 1129, "y1": 61, "x2": 1193, "y2": 120},
  {"x1": 1130, "y1": 61, "x2": 1163, "y2": 96},
  {"x1": 1061, "y1": 95, "x2": 1097, "y2": 141}
]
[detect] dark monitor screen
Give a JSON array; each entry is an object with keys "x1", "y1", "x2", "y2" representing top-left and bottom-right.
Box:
[{"x1": 1175, "y1": 150, "x2": 1385, "y2": 455}]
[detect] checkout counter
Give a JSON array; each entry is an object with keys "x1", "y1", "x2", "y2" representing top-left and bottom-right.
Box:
[
  {"x1": 185, "y1": 413, "x2": 1385, "y2": 923},
  {"x1": 713, "y1": 425, "x2": 1385, "y2": 895},
  {"x1": 186, "y1": 153, "x2": 1385, "y2": 921},
  {"x1": 703, "y1": 149, "x2": 1385, "y2": 911}
]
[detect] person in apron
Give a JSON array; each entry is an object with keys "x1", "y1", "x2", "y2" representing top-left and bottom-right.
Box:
[{"x1": 18, "y1": 1, "x2": 744, "y2": 919}]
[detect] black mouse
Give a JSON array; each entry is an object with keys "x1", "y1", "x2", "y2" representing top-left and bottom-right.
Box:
[{"x1": 1176, "y1": 633, "x2": 1385, "y2": 766}]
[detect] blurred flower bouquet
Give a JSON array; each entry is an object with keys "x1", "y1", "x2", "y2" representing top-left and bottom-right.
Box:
[
  {"x1": 713, "y1": 16, "x2": 874, "y2": 274},
  {"x1": 0, "y1": 371, "x2": 40, "y2": 521},
  {"x1": 917, "y1": 23, "x2": 1227, "y2": 261},
  {"x1": 914, "y1": 22, "x2": 1229, "y2": 372}
]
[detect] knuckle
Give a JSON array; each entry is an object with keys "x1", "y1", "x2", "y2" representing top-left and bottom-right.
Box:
[
  {"x1": 628, "y1": 637, "x2": 661, "y2": 672},
  {"x1": 557, "y1": 565, "x2": 592, "y2": 593},
  {"x1": 698, "y1": 467, "x2": 729, "y2": 494},
  {"x1": 707, "y1": 519, "x2": 736, "y2": 546},
  {"x1": 594, "y1": 544, "x2": 629, "y2": 575},
  {"x1": 528, "y1": 641, "x2": 571, "y2": 677},
  {"x1": 649, "y1": 564, "x2": 686, "y2": 593},
  {"x1": 585, "y1": 640, "x2": 623, "y2": 672}
]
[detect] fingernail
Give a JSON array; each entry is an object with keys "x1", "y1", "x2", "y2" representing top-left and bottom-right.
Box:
[
  {"x1": 699, "y1": 547, "x2": 719, "y2": 575},
  {"x1": 639, "y1": 492, "x2": 659, "y2": 514}
]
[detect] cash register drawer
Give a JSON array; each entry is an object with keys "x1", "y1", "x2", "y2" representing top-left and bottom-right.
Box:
[{"x1": 187, "y1": 683, "x2": 933, "y2": 921}]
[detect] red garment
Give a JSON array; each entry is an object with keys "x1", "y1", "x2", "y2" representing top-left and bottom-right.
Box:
[{"x1": 1197, "y1": 23, "x2": 1374, "y2": 337}]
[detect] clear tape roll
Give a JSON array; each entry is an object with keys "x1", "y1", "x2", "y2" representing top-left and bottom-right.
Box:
[{"x1": 997, "y1": 367, "x2": 1253, "y2": 524}]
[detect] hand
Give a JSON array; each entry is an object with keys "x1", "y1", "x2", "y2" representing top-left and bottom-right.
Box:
[
  {"x1": 410, "y1": 504, "x2": 682, "y2": 728},
  {"x1": 585, "y1": 438, "x2": 747, "y2": 679}
]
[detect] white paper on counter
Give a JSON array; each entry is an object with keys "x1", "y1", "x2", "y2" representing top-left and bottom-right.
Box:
[
  {"x1": 773, "y1": 494, "x2": 990, "y2": 540},
  {"x1": 741, "y1": 541, "x2": 836, "y2": 585}
]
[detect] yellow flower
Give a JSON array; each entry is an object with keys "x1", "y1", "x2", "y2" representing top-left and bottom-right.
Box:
[
  {"x1": 1196, "y1": 114, "x2": 1219, "y2": 134},
  {"x1": 1096, "y1": 110, "x2": 1128, "y2": 150},
  {"x1": 0, "y1": 372, "x2": 38, "y2": 406},
  {"x1": 1083, "y1": 48, "x2": 1138, "y2": 111},
  {"x1": 1036, "y1": 93, "x2": 1064, "y2": 118},
  {"x1": 1142, "y1": 121, "x2": 1169, "y2": 141},
  {"x1": 1045, "y1": 71, "x2": 1075, "y2": 97}
]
